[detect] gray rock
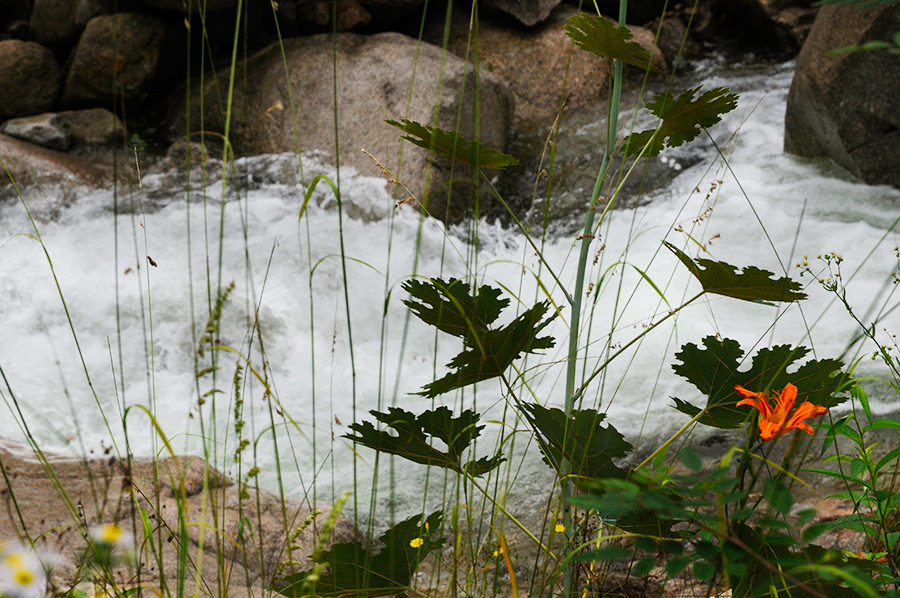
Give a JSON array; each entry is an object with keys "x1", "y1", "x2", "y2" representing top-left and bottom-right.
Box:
[
  {"x1": 0, "y1": 40, "x2": 61, "y2": 119},
  {"x1": 647, "y1": 14, "x2": 703, "y2": 68},
  {"x1": 56, "y1": 107, "x2": 125, "y2": 147},
  {"x1": 784, "y1": 3, "x2": 900, "y2": 189},
  {"x1": 62, "y1": 13, "x2": 180, "y2": 107},
  {"x1": 0, "y1": 113, "x2": 72, "y2": 150},
  {"x1": 167, "y1": 31, "x2": 514, "y2": 223}
]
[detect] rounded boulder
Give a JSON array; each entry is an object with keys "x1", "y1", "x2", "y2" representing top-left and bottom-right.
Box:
[
  {"x1": 784, "y1": 3, "x2": 900, "y2": 188},
  {"x1": 168, "y1": 32, "x2": 514, "y2": 223},
  {"x1": 62, "y1": 13, "x2": 181, "y2": 107},
  {"x1": 0, "y1": 40, "x2": 62, "y2": 119}
]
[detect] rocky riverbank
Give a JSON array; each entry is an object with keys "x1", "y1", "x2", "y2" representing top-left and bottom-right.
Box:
[
  {"x1": 5, "y1": 0, "x2": 895, "y2": 224},
  {"x1": 0, "y1": 438, "x2": 356, "y2": 598}
]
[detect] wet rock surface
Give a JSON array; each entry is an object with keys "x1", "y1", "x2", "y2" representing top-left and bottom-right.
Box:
[{"x1": 167, "y1": 31, "x2": 513, "y2": 223}]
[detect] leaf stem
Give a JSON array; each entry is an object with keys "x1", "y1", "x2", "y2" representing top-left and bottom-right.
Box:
[{"x1": 571, "y1": 291, "x2": 705, "y2": 406}]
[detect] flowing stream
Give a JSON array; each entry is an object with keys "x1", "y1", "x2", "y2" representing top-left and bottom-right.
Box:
[{"x1": 1, "y1": 55, "x2": 898, "y2": 520}]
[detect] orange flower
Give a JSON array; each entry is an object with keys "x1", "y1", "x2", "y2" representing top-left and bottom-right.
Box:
[{"x1": 735, "y1": 383, "x2": 828, "y2": 440}]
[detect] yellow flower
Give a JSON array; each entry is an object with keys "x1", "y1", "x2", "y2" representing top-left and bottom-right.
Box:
[
  {"x1": 735, "y1": 383, "x2": 827, "y2": 440},
  {"x1": 554, "y1": 524, "x2": 566, "y2": 533},
  {"x1": 410, "y1": 538, "x2": 424, "y2": 548}
]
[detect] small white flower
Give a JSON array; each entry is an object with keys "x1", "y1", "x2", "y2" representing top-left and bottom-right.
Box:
[
  {"x1": 90, "y1": 523, "x2": 132, "y2": 549},
  {"x1": 0, "y1": 544, "x2": 47, "y2": 598}
]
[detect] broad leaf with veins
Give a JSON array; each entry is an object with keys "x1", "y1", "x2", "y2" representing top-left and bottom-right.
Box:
[{"x1": 623, "y1": 87, "x2": 738, "y2": 158}]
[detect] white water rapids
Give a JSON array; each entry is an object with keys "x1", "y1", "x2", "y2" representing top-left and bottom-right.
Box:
[{"x1": 1, "y1": 57, "x2": 898, "y2": 517}]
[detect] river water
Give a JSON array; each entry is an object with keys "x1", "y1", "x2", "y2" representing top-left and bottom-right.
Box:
[{"x1": 1, "y1": 56, "x2": 898, "y2": 519}]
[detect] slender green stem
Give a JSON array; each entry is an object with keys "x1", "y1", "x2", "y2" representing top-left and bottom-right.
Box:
[
  {"x1": 467, "y1": 477, "x2": 550, "y2": 555},
  {"x1": 635, "y1": 400, "x2": 711, "y2": 470},
  {"x1": 572, "y1": 291, "x2": 704, "y2": 406},
  {"x1": 481, "y1": 174, "x2": 571, "y2": 304},
  {"x1": 560, "y1": 2, "x2": 628, "y2": 595}
]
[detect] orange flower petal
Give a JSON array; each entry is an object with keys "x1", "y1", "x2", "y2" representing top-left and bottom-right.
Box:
[{"x1": 735, "y1": 383, "x2": 827, "y2": 441}]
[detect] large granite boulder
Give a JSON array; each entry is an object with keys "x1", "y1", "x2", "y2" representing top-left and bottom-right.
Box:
[
  {"x1": 784, "y1": 3, "x2": 900, "y2": 188},
  {"x1": 426, "y1": 5, "x2": 667, "y2": 128},
  {"x1": 61, "y1": 13, "x2": 181, "y2": 107},
  {"x1": 167, "y1": 31, "x2": 513, "y2": 223},
  {"x1": 0, "y1": 40, "x2": 61, "y2": 119}
]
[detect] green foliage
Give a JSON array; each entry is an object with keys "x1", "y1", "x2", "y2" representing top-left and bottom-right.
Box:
[
  {"x1": 404, "y1": 279, "x2": 557, "y2": 397},
  {"x1": 670, "y1": 336, "x2": 850, "y2": 429},
  {"x1": 344, "y1": 406, "x2": 505, "y2": 476},
  {"x1": 564, "y1": 14, "x2": 656, "y2": 70},
  {"x1": 665, "y1": 242, "x2": 807, "y2": 302},
  {"x1": 385, "y1": 119, "x2": 519, "y2": 170},
  {"x1": 569, "y1": 478, "x2": 680, "y2": 537},
  {"x1": 402, "y1": 278, "x2": 507, "y2": 344},
  {"x1": 809, "y1": 386, "x2": 900, "y2": 578},
  {"x1": 726, "y1": 522, "x2": 881, "y2": 598},
  {"x1": 272, "y1": 511, "x2": 445, "y2": 598},
  {"x1": 622, "y1": 87, "x2": 739, "y2": 158},
  {"x1": 518, "y1": 403, "x2": 630, "y2": 486}
]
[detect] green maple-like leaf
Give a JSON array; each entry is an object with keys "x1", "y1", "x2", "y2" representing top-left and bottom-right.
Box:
[
  {"x1": 665, "y1": 242, "x2": 806, "y2": 303},
  {"x1": 344, "y1": 406, "x2": 505, "y2": 476},
  {"x1": 402, "y1": 278, "x2": 507, "y2": 344},
  {"x1": 272, "y1": 511, "x2": 444, "y2": 598},
  {"x1": 519, "y1": 403, "x2": 631, "y2": 488},
  {"x1": 623, "y1": 87, "x2": 739, "y2": 158},
  {"x1": 386, "y1": 119, "x2": 519, "y2": 170},
  {"x1": 421, "y1": 300, "x2": 556, "y2": 397},
  {"x1": 670, "y1": 336, "x2": 851, "y2": 429},
  {"x1": 565, "y1": 14, "x2": 655, "y2": 70}
]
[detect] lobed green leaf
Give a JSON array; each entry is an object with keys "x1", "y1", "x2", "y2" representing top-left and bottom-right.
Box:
[
  {"x1": 664, "y1": 242, "x2": 806, "y2": 302},
  {"x1": 420, "y1": 300, "x2": 556, "y2": 397},
  {"x1": 344, "y1": 406, "x2": 505, "y2": 476},
  {"x1": 564, "y1": 14, "x2": 655, "y2": 70},
  {"x1": 622, "y1": 87, "x2": 738, "y2": 158},
  {"x1": 386, "y1": 119, "x2": 519, "y2": 170},
  {"x1": 402, "y1": 278, "x2": 507, "y2": 342},
  {"x1": 519, "y1": 404, "x2": 631, "y2": 486},
  {"x1": 670, "y1": 336, "x2": 850, "y2": 429}
]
